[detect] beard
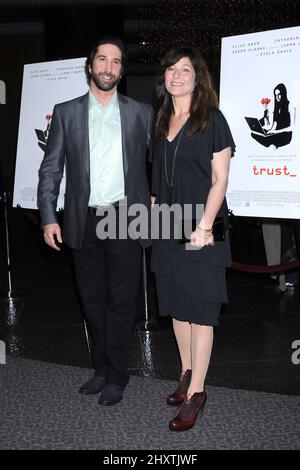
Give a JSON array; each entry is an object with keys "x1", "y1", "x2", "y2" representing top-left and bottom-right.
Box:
[{"x1": 90, "y1": 70, "x2": 121, "y2": 91}]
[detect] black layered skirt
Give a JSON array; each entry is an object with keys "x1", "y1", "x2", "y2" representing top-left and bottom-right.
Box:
[{"x1": 151, "y1": 236, "x2": 230, "y2": 326}]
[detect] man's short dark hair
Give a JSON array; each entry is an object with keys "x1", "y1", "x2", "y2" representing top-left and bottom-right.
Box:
[{"x1": 85, "y1": 36, "x2": 127, "y2": 85}]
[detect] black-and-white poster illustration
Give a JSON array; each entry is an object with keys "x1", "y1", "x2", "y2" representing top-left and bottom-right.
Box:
[{"x1": 220, "y1": 26, "x2": 300, "y2": 219}]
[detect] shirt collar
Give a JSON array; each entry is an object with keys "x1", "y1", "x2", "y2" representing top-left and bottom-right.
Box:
[{"x1": 89, "y1": 90, "x2": 118, "y2": 110}]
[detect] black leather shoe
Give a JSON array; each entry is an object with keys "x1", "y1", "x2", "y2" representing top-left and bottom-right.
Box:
[
  {"x1": 98, "y1": 384, "x2": 123, "y2": 406},
  {"x1": 79, "y1": 374, "x2": 106, "y2": 395}
]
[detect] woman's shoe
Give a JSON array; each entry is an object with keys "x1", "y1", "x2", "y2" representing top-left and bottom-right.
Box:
[
  {"x1": 169, "y1": 391, "x2": 207, "y2": 432},
  {"x1": 166, "y1": 369, "x2": 192, "y2": 406}
]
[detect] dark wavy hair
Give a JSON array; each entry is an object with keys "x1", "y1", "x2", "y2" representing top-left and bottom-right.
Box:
[
  {"x1": 273, "y1": 83, "x2": 290, "y2": 122},
  {"x1": 85, "y1": 36, "x2": 127, "y2": 85},
  {"x1": 155, "y1": 46, "x2": 218, "y2": 138}
]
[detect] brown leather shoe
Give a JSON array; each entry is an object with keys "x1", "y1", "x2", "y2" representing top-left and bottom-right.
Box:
[
  {"x1": 166, "y1": 369, "x2": 192, "y2": 406},
  {"x1": 169, "y1": 391, "x2": 207, "y2": 432}
]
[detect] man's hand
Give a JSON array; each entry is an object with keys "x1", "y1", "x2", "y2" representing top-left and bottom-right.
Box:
[
  {"x1": 151, "y1": 196, "x2": 156, "y2": 207},
  {"x1": 43, "y1": 223, "x2": 63, "y2": 251}
]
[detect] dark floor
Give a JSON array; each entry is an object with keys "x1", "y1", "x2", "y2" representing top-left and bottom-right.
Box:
[{"x1": 0, "y1": 209, "x2": 300, "y2": 397}]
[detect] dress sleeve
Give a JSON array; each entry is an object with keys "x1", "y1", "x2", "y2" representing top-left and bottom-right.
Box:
[{"x1": 211, "y1": 108, "x2": 236, "y2": 156}]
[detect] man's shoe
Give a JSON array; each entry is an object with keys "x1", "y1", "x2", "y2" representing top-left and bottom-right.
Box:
[
  {"x1": 167, "y1": 369, "x2": 192, "y2": 406},
  {"x1": 98, "y1": 384, "x2": 123, "y2": 406},
  {"x1": 79, "y1": 374, "x2": 106, "y2": 395},
  {"x1": 169, "y1": 391, "x2": 207, "y2": 432}
]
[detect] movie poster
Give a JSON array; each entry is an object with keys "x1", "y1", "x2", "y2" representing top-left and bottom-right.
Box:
[
  {"x1": 220, "y1": 26, "x2": 300, "y2": 219},
  {"x1": 13, "y1": 58, "x2": 88, "y2": 209}
]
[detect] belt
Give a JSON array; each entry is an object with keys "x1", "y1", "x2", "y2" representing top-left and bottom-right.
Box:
[{"x1": 88, "y1": 202, "x2": 120, "y2": 215}]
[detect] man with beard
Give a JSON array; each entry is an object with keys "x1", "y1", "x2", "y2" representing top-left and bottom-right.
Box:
[{"x1": 38, "y1": 37, "x2": 153, "y2": 406}]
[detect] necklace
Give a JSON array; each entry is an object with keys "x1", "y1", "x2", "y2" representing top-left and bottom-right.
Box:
[{"x1": 164, "y1": 120, "x2": 188, "y2": 187}]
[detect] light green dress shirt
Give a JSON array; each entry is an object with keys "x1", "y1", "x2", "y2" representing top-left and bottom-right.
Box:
[{"x1": 88, "y1": 91, "x2": 124, "y2": 207}]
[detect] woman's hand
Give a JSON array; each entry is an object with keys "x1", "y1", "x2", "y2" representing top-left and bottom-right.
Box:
[{"x1": 190, "y1": 229, "x2": 214, "y2": 248}]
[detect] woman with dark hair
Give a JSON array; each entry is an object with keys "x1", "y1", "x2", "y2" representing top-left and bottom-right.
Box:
[
  {"x1": 252, "y1": 82, "x2": 292, "y2": 148},
  {"x1": 272, "y1": 83, "x2": 290, "y2": 130},
  {"x1": 151, "y1": 46, "x2": 235, "y2": 431}
]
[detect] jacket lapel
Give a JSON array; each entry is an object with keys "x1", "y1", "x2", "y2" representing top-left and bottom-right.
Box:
[
  {"x1": 118, "y1": 93, "x2": 130, "y2": 177},
  {"x1": 77, "y1": 92, "x2": 90, "y2": 178}
]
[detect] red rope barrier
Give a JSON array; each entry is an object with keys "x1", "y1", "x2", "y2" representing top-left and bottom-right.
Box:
[{"x1": 231, "y1": 259, "x2": 300, "y2": 273}]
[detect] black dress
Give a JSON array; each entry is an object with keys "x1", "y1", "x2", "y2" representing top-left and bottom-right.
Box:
[{"x1": 151, "y1": 108, "x2": 235, "y2": 326}]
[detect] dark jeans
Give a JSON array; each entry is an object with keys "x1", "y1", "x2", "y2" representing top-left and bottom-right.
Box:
[{"x1": 73, "y1": 211, "x2": 142, "y2": 387}]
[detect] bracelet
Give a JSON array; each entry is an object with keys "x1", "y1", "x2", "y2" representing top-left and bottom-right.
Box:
[{"x1": 196, "y1": 225, "x2": 213, "y2": 237}]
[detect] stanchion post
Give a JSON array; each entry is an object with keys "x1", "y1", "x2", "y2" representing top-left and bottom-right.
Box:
[
  {"x1": 135, "y1": 247, "x2": 162, "y2": 332},
  {"x1": 142, "y1": 247, "x2": 149, "y2": 326},
  {"x1": 82, "y1": 316, "x2": 91, "y2": 354},
  {"x1": 0, "y1": 191, "x2": 26, "y2": 326},
  {"x1": 3, "y1": 192, "x2": 14, "y2": 298}
]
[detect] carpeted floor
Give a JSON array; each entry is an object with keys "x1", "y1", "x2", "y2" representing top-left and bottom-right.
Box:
[{"x1": 1, "y1": 356, "x2": 299, "y2": 450}]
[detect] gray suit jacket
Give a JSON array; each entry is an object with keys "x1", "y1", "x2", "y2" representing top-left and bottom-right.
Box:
[{"x1": 37, "y1": 92, "x2": 154, "y2": 249}]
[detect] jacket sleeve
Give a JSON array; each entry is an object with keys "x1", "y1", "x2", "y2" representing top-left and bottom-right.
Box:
[
  {"x1": 151, "y1": 140, "x2": 161, "y2": 198},
  {"x1": 37, "y1": 104, "x2": 65, "y2": 226},
  {"x1": 146, "y1": 105, "x2": 155, "y2": 162}
]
